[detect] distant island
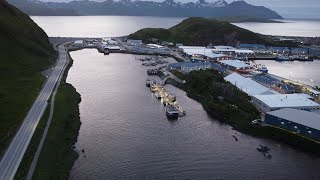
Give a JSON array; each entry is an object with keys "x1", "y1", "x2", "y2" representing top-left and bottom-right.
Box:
[
  {"x1": 212, "y1": 16, "x2": 284, "y2": 23},
  {"x1": 7, "y1": 0, "x2": 282, "y2": 20},
  {"x1": 128, "y1": 17, "x2": 293, "y2": 47}
]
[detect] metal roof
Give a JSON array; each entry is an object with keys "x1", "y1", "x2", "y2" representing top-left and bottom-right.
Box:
[
  {"x1": 225, "y1": 73, "x2": 278, "y2": 96},
  {"x1": 253, "y1": 94, "x2": 320, "y2": 108},
  {"x1": 182, "y1": 48, "x2": 226, "y2": 58},
  {"x1": 267, "y1": 108, "x2": 320, "y2": 131},
  {"x1": 219, "y1": 60, "x2": 251, "y2": 68}
]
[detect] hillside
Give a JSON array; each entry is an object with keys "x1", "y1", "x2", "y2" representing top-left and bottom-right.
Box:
[
  {"x1": 0, "y1": 0, "x2": 55, "y2": 155},
  {"x1": 128, "y1": 17, "x2": 294, "y2": 46},
  {"x1": 8, "y1": 0, "x2": 282, "y2": 19}
]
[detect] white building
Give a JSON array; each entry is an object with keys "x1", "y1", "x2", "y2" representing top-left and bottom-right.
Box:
[
  {"x1": 146, "y1": 44, "x2": 166, "y2": 49},
  {"x1": 127, "y1": 39, "x2": 143, "y2": 46},
  {"x1": 179, "y1": 46, "x2": 228, "y2": 61},
  {"x1": 180, "y1": 62, "x2": 212, "y2": 73},
  {"x1": 73, "y1": 40, "x2": 84, "y2": 47},
  {"x1": 224, "y1": 73, "x2": 277, "y2": 96},
  {"x1": 219, "y1": 60, "x2": 252, "y2": 73},
  {"x1": 252, "y1": 94, "x2": 320, "y2": 112}
]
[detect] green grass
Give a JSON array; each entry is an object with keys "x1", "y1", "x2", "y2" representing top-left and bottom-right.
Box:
[
  {"x1": 14, "y1": 106, "x2": 51, "y2": 180},
  {"x1": 0, "y1": 0, "x2": 55, "y2": 155},
  {"x1": 31, "y1": 83, "x2": 81, "y2": 180},
  {"x1": 128, "y1": 17, "x2": 296, "y2": 47},
  {"x1": 172, "y1": 69, "x2": 320, "y2": 156}
]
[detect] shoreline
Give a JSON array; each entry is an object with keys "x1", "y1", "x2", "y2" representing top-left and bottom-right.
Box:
[
  {"x1": 29, "y1": 49, "x2": 82, "y2": 179},
  {"x1": 164, "y1": 73, "x2": 320, "y2": 157}
]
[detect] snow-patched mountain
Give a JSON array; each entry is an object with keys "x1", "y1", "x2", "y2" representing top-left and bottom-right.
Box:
[
  {"x1": 213, "y1": 0, "x2": 229, "y2": 8},
  {"x1": 8, "y1": 0, "x2": 283, "y2": 19}
]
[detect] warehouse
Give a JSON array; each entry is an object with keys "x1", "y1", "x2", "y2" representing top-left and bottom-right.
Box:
[
  {"x1": 167, "y1": 62, "x2": 212, "y2": 73},
  {"x1": 224, "y1": 73, "x2": 277, "y2": 96},
  {"x1": 73, "y1": 40, "x2": 84, "y2": 47},
  {"x1": 219, "y1": 60, "x2": 252, "y2": 73},
  {"x1": 252, "y1": 94, "x2": 320, "y2": 112},
  {"x1": 265, "y1": 108, "x2": 320, "y2": 141},
  {"x1": 179, "y1": 46, "x2": 229, "y2": 61}
]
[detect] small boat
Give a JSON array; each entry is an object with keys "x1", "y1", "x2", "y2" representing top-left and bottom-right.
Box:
[
  {"x1": 150, "y1": 84, "x2": 157, "y2": 92},
  {"x1": 155, "y1": 92, "x2": 161, "y2": 99},
  {"x1": 166, "y1": 105, "x2": 179, "y2": 120},
  {"x1": 146, "y1": 79, "x2": 151, "y2": 87},
  {"x1": 276, "y1": 55, "x2": 293, "y2": 61},
  {"x1": 168, "y1": 94, "x2": 176, "y2": 102},
  {"x1": 297, "y1": 55, "x2": 313, "y2": 61},
  {"x1": 257, "y1": 65, "x2": 268, "y2": 73}
]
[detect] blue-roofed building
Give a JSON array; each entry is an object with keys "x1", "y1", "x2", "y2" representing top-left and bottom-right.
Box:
[
  {"x1": 265, "y1": 108, "x2": 320, "y2": 141},
  {"x1": 291, "y1": 48, "x2": 309, "y2": 55},
  {"x1": 309, "y1": 48, "x2": 320, "y2": 57},
  {"x1": 167, "y1": 61, "x2": 212, "y2": 73},
  {"x1": 268, "y1": 46, "x2": 290, "y2": 55},
  {"x1": 238, "y1": 44, "x2": 267, "y2": 50}
]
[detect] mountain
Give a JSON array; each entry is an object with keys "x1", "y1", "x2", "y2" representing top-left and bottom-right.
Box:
[
  {"x1": 7, "y1": 0, "x2": 282, "y2": 19},
  {"x1": 6, "y1": 0, "x2": 78, "y2": 16},
  {"x1": 0, "y1": 0, "x2": 55, "y2": 154},
  {"x1": 128, "y1": 17, "x2": 293, "y2": 46}
]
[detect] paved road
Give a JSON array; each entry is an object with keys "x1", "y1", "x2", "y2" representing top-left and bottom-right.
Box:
[{"x1": 0, "y1": 44, "x2": 68, "y2": 180}]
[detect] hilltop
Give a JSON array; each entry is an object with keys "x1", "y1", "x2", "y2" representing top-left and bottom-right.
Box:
[
  {"x1": 128, "y1": 17, "x2": 293, "y2": 47},
  {"x1": 0, "y1": 0, "x2": 55, "y2": 154},
  {"x1": 7, "y1": 0, "x2": 282, "y2": 19}
]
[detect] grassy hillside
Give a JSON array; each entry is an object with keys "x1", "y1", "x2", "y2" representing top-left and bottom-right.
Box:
[
  {"x1": 128, "y1": 17, "x2": 294, "y2": 47},
  {"x1": 0, "y1": 0, "x2": 55, "y2": 155}
]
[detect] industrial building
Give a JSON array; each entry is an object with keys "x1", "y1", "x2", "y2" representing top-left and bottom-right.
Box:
[
  {"x1": 309, "y1": 48, "x2": 320, "y2": 57},
  {"x1": 73, "y1": 40, "x2": 84, "y2": 47},
  {"x1": 127, "y1": 39, "x2": 143, "y2": 46},
  {"x1": 238, "y1": 44, "x2": 267, "y2": 50},
  {"x1": 167, "y1": 62, "x2": 211, "y2": 73},
  {"x1": 252, "y1": 94, "x2": 320, "y2": 112},
  {"x1": 224, "y1": 73, "x2": 277, "y2": 96},
  {"x1": 265, "y1": 108, "x2": 320, "y2": 141},
  {"x1": 146, "y1": 44, "x2": 166, "y2": 49},
  {"x1": 219, "y1": 60, "x2": 252, "y2": 73},
  {"x1": 179, "y1": 46, "x2": 229, "y2": 61}
]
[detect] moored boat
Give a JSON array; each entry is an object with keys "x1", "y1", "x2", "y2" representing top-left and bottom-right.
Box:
[
  {"x1": 146, "y1": 79, "x2": 151, "y2": 87},
  {"x1": 166, "y1": 105, "x2": 179, "y2": 120},
  {"x1": 276, "y1": 55, "x2": 293, "y2": 61}
]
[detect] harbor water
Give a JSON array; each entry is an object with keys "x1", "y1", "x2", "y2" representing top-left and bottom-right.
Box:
[
  {"x1": 31, "y1": 16, "x2": 320, "y2": 37},
  {"x1": 67, "y1": 49, "x2": 320, "y2": 179}
]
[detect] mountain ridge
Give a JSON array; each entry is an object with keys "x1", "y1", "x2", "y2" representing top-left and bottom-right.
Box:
[{"x1": 7, "y1": 0, "x2": 282, "y2": 19}]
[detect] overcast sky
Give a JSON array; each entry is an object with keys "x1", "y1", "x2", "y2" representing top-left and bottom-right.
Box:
[{"x1": 38, "y1": 0, "x2": 320, "y2": 19}]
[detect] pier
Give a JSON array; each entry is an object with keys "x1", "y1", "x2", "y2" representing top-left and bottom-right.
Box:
[{"x1": 149, "y1": 82, "x2": 186, "y2": 117}]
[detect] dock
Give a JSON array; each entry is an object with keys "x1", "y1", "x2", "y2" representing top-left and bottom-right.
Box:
[{"x1": 150, "y1": 82, "x2": 186, "y2": 117}]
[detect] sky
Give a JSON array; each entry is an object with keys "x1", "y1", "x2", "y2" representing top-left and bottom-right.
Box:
[{"x1": 38, "y1": 0, "x2": 320, "y2": 19}]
